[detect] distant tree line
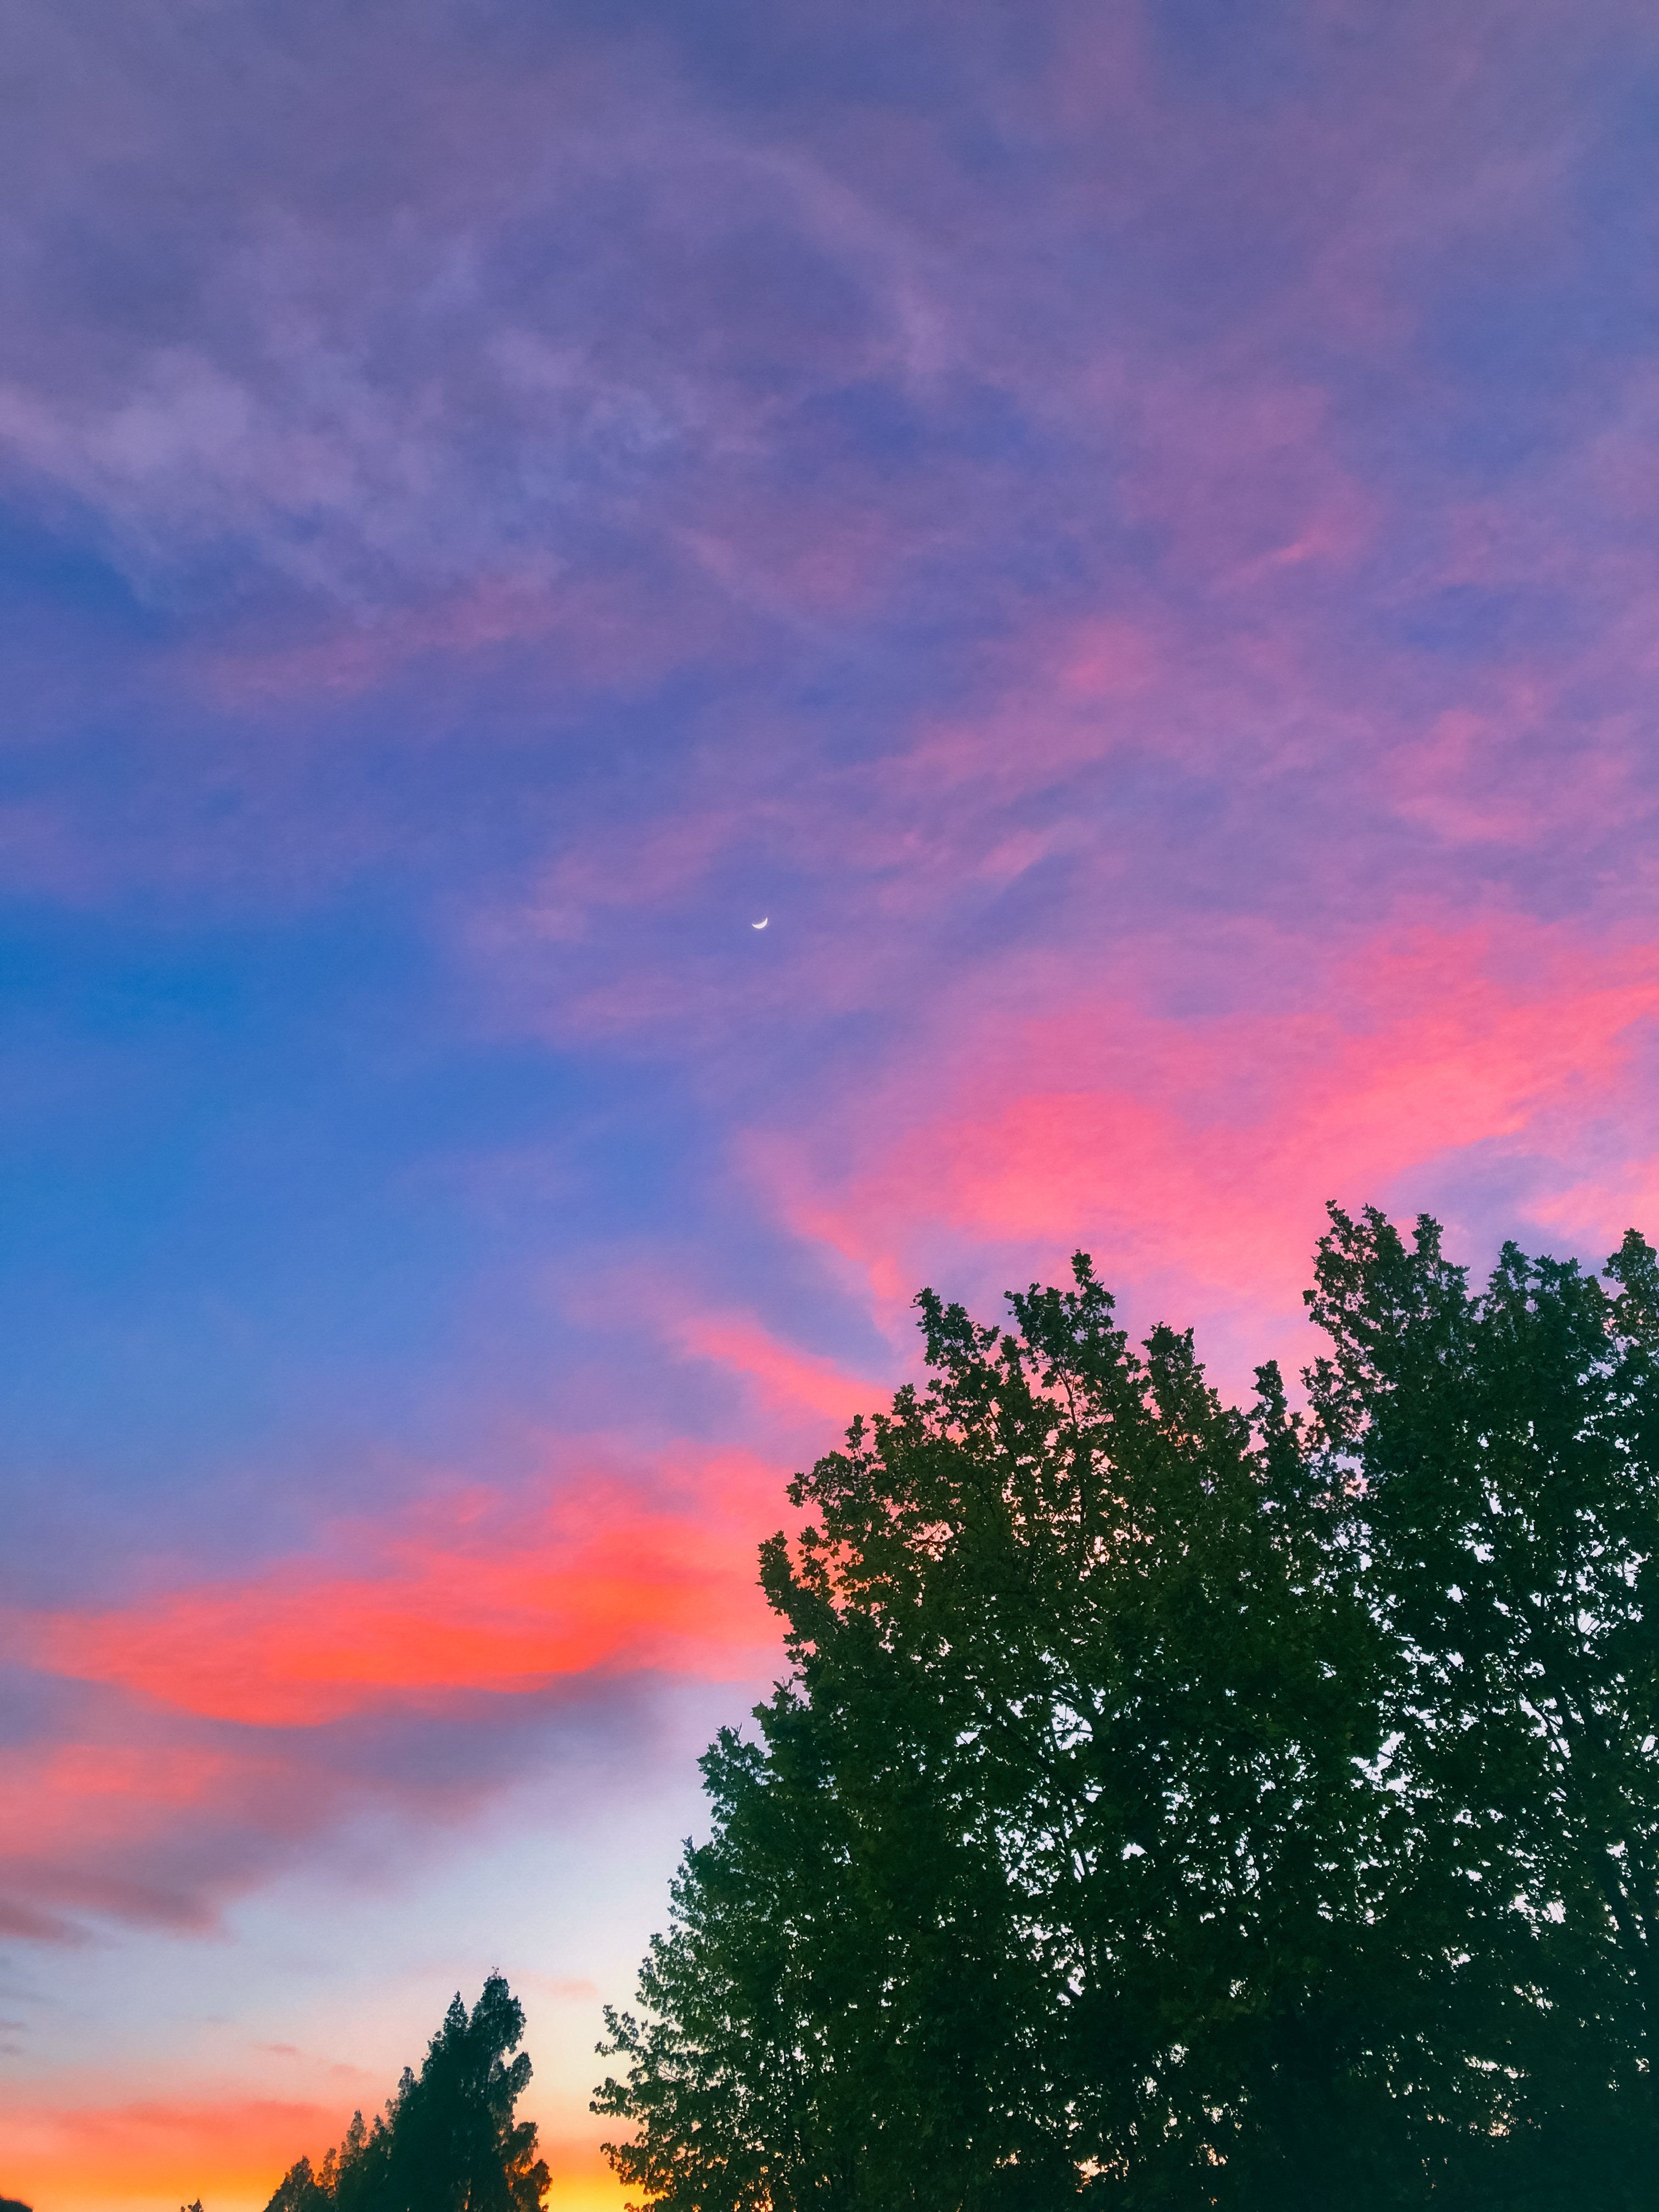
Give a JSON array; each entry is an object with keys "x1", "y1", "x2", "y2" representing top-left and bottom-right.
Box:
[
  {"x1": 263, "y1": 1973, "x2": 547, "y2": 2211},
  {"x1": 595, "y1": 1210, "x2": 1659, "y2": 2209}
]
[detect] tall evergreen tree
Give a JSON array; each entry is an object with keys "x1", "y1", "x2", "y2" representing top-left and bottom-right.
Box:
[{"x1": 265, "y1": 1974, "x2": 548, "y2": 2212}]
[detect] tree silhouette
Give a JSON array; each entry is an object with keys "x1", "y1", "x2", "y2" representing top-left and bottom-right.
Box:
[
  {"x1": 597, "y1": 1221, "x2": 1659, "y2": 2209},
  {"x1": 265, "y1": 1974, "x2": 548, "y2": 2211}
]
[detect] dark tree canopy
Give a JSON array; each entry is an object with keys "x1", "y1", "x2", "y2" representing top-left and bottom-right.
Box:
[
  {"x1": 265, "y1": 1974, "x2": 548, "y2": 2212},
  {"x1": 595, "y1": 1212, "x2": 1659, "y2": 2210}
]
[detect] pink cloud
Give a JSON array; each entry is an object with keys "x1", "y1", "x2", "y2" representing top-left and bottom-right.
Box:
[
  {"x1": 16, "y1": 1464, "x2": 780, "y2": 1731},
  {"x1": 671, "y1": 1310, "x2": 886, "y2": 1428},
  {"x1": 747, "y1": 915, "x2": 1659, "y2": 1374},
  {"x1": 0, "y1": 1447, "x2": 793, "y2": 1938}
]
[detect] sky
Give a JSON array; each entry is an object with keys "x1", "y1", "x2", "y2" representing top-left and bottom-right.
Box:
[{"x1": 3, "y1": 2, "x2": 1659, "y2": 2205}]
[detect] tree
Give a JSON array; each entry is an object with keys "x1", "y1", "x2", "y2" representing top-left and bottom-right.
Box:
[
  {"x1": 597, "y1": 1224, "x2": 1659, "y2": 2208},
  {"x1": 1302, "y1": 1207, "x2": 1659, "y2": 2203},
  {"x1": 264, "y1": 1974, "x2": 549, "y2": 2212}
]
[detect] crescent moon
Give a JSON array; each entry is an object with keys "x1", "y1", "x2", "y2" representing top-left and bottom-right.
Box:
[{"x1": 752, "y1": 917, "x2": 769, "y2": 929}]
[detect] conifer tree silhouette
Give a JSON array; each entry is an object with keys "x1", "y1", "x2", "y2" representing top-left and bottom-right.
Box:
[{"x1": 264, "y1": 1974, "x2": 548, "y2": 2211}]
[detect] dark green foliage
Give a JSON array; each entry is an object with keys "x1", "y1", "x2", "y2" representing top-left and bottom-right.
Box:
[
  {"x1": 596, "y1": 1220, "x2": 1659, "y2": 2209},
  {"x1": 263, "y1": 1974, "x2": 548, "y2": 2212},
  {"x1": 1302, "y1": 1210, "x2": 1659, "y2": 2202}
]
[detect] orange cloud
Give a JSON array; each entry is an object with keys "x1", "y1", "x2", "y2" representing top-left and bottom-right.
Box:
[
  {"x1": 15, "y1": 1464, "x2": 781, "y2": 1730},
  {"x1": 0, "y1": 1446, "x2": 797, "y2": 1937}
]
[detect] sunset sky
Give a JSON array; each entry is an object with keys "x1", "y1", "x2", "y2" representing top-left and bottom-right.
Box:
[{"x1": 5, "y1": 4, "x2": 1659, "y2": 2207}]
